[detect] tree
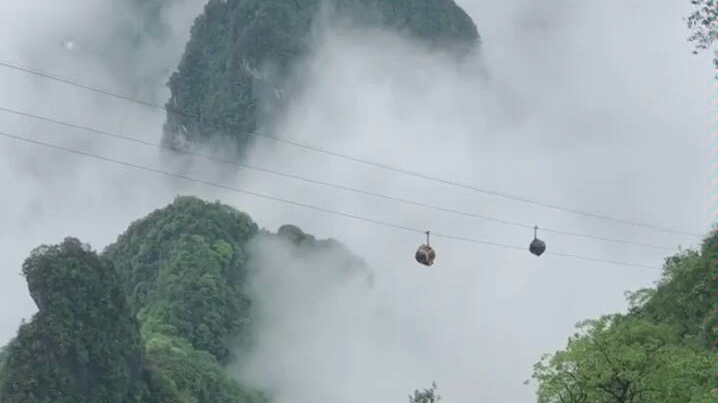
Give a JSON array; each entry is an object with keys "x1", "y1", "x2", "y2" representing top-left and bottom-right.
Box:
[
  {"x1": 533, "y1": 315, "x2": 710, "y2": 403},
  {"x1": 625, "y1": 248, "x2": 715, "y2": 347},
  {"x1": 687, "y1": 0, "x2": 718, "y2": 72},
  {"x1": 410, "y1": 382, "x2": 441, "y2": 403}
]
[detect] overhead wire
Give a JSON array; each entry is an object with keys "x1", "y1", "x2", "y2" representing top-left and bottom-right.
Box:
[
  {"x1": 0, "y1": 105, "x2": 681, "y2": 252},
  {"x1": 0, "y1": 59, "x2": 702, "y2": 237},
  {"x1": 0, "y1": 129, "x2": 663, "y2": 269}
]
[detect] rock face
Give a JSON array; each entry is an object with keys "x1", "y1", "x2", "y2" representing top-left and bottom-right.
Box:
[{"x1": 161, "y1": 0, "x2": 480, "y2": 157}]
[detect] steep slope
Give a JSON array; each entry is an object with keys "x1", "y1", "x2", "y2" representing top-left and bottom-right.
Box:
[{"x1": 161, "y1": 0, "x2": 480, "y2": 157}]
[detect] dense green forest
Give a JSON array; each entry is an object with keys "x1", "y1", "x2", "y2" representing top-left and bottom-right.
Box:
[
  {"x1": 0, "y1": 196, "x2": 372, "y2": 402},
  {"x1": 160, "y1": 0, "x2": 480, "y2": 158}
]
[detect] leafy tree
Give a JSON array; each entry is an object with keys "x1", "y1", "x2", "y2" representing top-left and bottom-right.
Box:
[
  {"x1": 625, "y1": 247, "x2": 715, "y2": 347},
  {"x1": 410, "y1": 382, "x2": 441, "y2": 403},
  {"x1": 699, "y1": 229, "x2": 718, "y2": 347},
  {"x1": 687, "y1": 0, "x2": 718, "y2": 72},
  {"x1": 533, "y1": 315, "x2": 710, "y2": 403}
]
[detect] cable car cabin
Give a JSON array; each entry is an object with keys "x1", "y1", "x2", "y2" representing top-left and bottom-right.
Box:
[
  {"x1": 415, "y1": 230, "x2": 436, "y2": 266},
  {"x1": 529, "y1": 238, "x2": 546, "y2": 256},
  {"x1": 529, "y1": 226, "x2": 546, "y2": 256},
  {"x1": 415, "y1": 244, "x2": 436, "y2": 266}
]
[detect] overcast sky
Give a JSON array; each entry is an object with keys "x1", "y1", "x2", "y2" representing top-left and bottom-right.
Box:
[{"x1": 0, "y1": 1, "x2": 714, "y2": 402}]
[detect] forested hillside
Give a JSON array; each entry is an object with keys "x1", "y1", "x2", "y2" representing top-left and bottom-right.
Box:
[
  {"x1": 0, "y1": 196, "x2": 371, "y2": 403},
  {"x1": 532, "y1": 230, "x2": 717, "y2": 403},
  {"x1": 160, "y1": 0, "x2": 480, "y2": 157}
]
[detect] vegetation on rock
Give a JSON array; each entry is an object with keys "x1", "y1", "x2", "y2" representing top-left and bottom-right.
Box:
[{"x1": 161, "y1": 0, "x2": 480, "y2": 157}]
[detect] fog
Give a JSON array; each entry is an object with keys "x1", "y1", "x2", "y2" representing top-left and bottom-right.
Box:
[{"x1": 0, "y1": 1, "x2": 713, "y2": 402}]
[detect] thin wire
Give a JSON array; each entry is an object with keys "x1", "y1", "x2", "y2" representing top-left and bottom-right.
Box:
[
  {"x1": 0, "y1": 61, "x2": 162, "y2": 110},
  {"x1": 0, "y1": 105, "x2": 679, "y2": 251},
  {"x1": 0, "y1": 129, "x2": 661, "y2": 269},
  {"x1": 0, "y1": 60, "x2": 702, "y2": 237}
]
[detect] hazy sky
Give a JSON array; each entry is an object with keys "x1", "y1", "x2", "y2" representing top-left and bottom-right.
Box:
[{"x1": 0, "y1": 1, "x2": 714, "y2": 402}]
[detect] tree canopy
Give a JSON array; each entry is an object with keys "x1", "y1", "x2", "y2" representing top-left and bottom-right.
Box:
[
  {"x1": 533, "y1": 229, "x2": 718, "y2": 403},
  {"x1": 687, "y1": 0, "x2": 718, "y2": 73}
]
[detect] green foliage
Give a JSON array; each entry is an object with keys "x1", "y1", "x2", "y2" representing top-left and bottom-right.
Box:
[
  {"x1": 104, "y1": 196, "x2": 258, "y2": 316},
  {"x1": 534, "y1": 315, "x2": 710, "y2": 403},
  {"x1": 141, "y1": 331, "x2": 264, "y2": 403},
  {"x1": 702, "y1": 229, "x2": 718, "y2": 402},
  {"x1": 626, "y1": 248, "x2": 715, "y2": 346},
  {"x1": 409, "y1": 382, "x2": 441, "y2": 403},
  {"x1": 534, "y1": 230, "x2": 718, "y2": 403},
  {"x1": 0, "y1": 238, "x2": 146, "y2": 403},
  {"x1": 137, "y1": 234, "x2": 251, "y2": 362},
  {"x1": 162, "y1": 0, "x2": 480, "y2": 157},
  {"x1": 104, "y1": 196, "x2": 259, "y2": 366},
  {"x1": 0, "y1": 343, "x2": 8, "y2": 392},
  {"x1": 687, "y1": 0, "x2": 717, "y2": 72}
]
